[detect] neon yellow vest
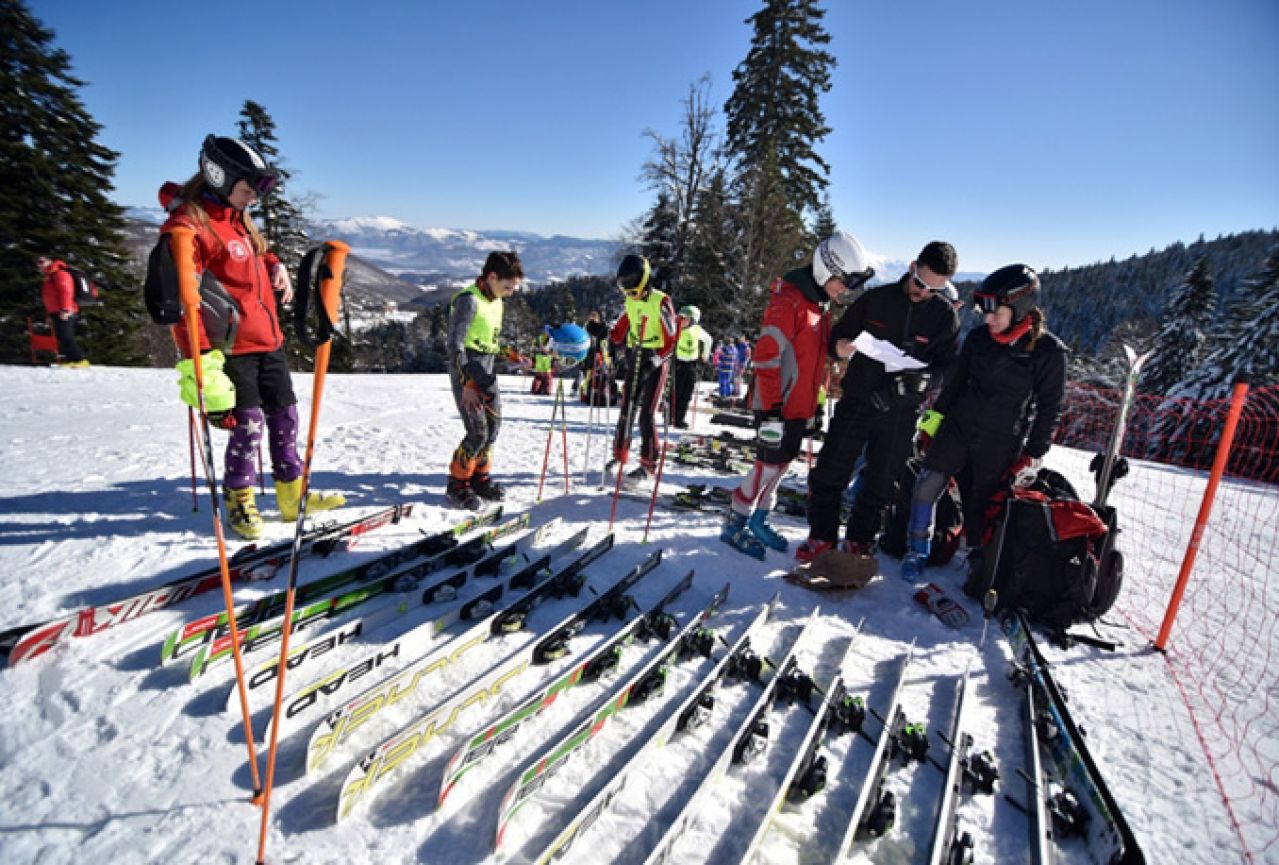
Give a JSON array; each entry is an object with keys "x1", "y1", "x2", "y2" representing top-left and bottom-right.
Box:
[
  {"x1": 533, "y1": 351, "x2": 553, "y2": 373},
  {"x1": 624, "y1": 289, "x2": 668, "y2": 349},
  {"x1": 452, "y1": 283, "x2": 503, "y2": 354},
  {"x1": 676, "y1": 324, "x2": 705, "y2": 361}
]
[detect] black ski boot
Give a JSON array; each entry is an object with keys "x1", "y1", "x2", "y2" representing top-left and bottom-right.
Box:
[
  {"x1": 471, "y1": 473, "x2": 505, "y2": 502},
  {"x1": 445, "y1": 478, "x2": 482, "y2": 511}
]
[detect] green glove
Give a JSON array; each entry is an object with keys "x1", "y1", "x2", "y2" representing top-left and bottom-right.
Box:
[
  {"x1": 917, "y1": 408, "x2": 944, "y2": 438},
  {"x1": 176, "y1": 350, "x2": 236, "y2": 414}
]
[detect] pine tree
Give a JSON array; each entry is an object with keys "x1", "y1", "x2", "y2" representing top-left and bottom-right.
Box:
[
  {"x1": 723, "y1": 0, "x2": 835, "y2": 296},
  {"x1": 1143, "y1": 256, "x2": 1217, "y2": 392},
  {"x1": 0, "y1": 0, "x2": 144, "y2": 365},
  {"x1": 683, "y1": 168, "x2": 744, "y2": 338},
  {"x1": 811, "y1": 194, "x2": 837, "y2": 243},
  {"x1": 234, "y1": 101, "x2": 321, "y2": 367},
  {"x1": 1174, "y1": 247, "x2": 1279, "y2": 399}
]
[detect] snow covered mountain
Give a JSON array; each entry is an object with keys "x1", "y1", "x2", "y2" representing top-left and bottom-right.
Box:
[{"x1": 314, "y1": 216, "x2": 618, "y2": 284}]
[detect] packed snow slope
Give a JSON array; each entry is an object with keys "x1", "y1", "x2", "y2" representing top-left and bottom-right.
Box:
[{"x1": 0, "y1": 364, "x2": 1251, "y2": 864}]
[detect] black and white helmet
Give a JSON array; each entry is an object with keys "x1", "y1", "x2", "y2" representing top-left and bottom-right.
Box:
[
  {"x1": 813, "y1": 231, "x2": 873, "y2": 290},
  {"x1": 199, "y1": 135, "x2": 278, "y2": 200}
]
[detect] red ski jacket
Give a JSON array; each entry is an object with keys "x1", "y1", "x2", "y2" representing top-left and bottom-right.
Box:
[
  {"x1": 750, "y1": 268, "x2": 831, "y2": 421},
  {"x1": 40, "y1": 259, "x2": 77, "y2": 315},
  {"x1": 161, "y1": 190, "x2": 283, "y2": 357}
]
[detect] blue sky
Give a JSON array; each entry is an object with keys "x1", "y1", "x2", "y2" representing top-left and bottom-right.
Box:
[{"x1": 28, "y1": 0, "x2": 1279, "y2": 273}]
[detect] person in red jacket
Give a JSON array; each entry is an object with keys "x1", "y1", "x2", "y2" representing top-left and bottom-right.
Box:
[
  {"x1": 36, "y1": 256, "x2": 88, "y2": 366},
  {"x1": 721, "y1": 232, "x2": 874, "y2": 560},
  {"x1": 159, "y1": 134, "x2": 343, "y2": 539}
]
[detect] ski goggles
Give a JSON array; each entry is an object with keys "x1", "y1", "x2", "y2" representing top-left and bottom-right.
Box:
[
  {"x1": 971, "y1": 290, "x2": 1002, "y2": 314},
  {"x1": 245, "y1": 171, "x2": 279, "y2": 195},
  {"x1": 837, "y1": 268, "x2": 875, "y2": 291}
]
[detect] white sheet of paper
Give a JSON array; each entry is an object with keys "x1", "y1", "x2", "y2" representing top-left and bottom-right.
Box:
[{"x1": 851, "y1": 331, "x2": 928, "y2": 373}]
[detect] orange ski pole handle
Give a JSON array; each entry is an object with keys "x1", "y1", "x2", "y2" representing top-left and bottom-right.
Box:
[
  {"x1": 256, "y1": 241, "x2": 348, "y2": 864},
  {"x1": 166, "y1": 224, "x2": 263, "y2": 796}
]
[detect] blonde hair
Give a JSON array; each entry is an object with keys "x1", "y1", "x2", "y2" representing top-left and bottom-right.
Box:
[{"x1": 178, "y1": 173, "x2": 268, "y2": 256}]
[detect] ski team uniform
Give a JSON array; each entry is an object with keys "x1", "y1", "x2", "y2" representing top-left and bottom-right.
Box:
[
  {"x1": 447, "y1": 283, "x2": 505, "y2": 486},
  {"x1": 673, "y1": 322, "x2": 714, "y2": 426},
  {"x1": 161, "y1": 191, "x2": 302, "y2": 492},
  {"x1": 730, "y1": 267, "x2": 833, "y2": 517},
  {"x1": 806, "y1": 276, "x2": 960, "y2": 546},
  {"x1": 39, "y1": 258, "x2": 87, "y2": 363},
  {"x1": 609, "y1": 289, "x2": 677, "y2": 473}
]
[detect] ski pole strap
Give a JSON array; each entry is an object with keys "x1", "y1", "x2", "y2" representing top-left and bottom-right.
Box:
[{"x1": 295, "y1": 240, "x2": 351, "y2": 348}]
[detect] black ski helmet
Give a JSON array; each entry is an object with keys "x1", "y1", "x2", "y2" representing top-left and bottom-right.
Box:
[
  {"x1": 616, "y1": 254, "x2": 651, "y2": 297},
  {"x1": 974, "y1": 264, "x2": 1040, "y2": 322},
  {"x1": 199, "y1": 135, "x2": 278, "y2": 200}
]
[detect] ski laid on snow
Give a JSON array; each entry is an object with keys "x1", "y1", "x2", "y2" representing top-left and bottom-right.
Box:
[
  {"x1": 334, "y1": 544, "x2": 668, "y2": 820},
  {"x1": 263, "y1": 528, "x2": 589, "y2": 740},
  {"x1": 837, "y1": 642, "x2": 917, "y2": 855},
  {"x1": 0, "y1": 503, "x2": 411, "y2": 667},
  {"x1": 439, "y1": 569, "x2": 712, "y2": 810},
  {"x1": 185, "y1": 512, "x2": 534, "y2": 680},
  {"x1": 736, "y1": 632, "x2": 859, "y2": 865},
  {"x1": 526, "y1": 594, "x2": 782, "y2": 865},
  {"x1": 639, "y1": 609, "x2": 821, "y2": 865},
  {"x1": 493, "y1": 576, "x2": 729, "y2": 852},
  {"x1": 231, "y1": 522, "x2": 580, "y2": 711},
  {"x1": 926, "y1": 663, "x2": 980, "y2": 865},
  {"x1": 1004, "y1": 611, "x2": 1146, "y2": 865},
  {"x1": 312, "y1": 533, "x2": 630, "y2": 777},
  {"x1": 159, "y1": 506, "x2": 505, "y2": 666}
]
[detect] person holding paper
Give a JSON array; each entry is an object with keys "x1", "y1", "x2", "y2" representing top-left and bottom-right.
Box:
[{"x1": 797, "y1": 241, "x2": 961, "y2": 575}]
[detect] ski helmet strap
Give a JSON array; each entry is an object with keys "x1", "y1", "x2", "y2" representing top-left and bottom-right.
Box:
[{"x1": 295, "y1": 241, "x2": 350, "y2": 348}]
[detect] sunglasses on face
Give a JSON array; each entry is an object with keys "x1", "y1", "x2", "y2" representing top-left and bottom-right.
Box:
[{"x1": 912, "y1": 269, "x2": 950, "y2": 295}]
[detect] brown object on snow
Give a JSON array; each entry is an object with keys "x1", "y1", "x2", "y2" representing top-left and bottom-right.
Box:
[{"x1": 786, "y1": 548, "x2": 879, "y2": 591}]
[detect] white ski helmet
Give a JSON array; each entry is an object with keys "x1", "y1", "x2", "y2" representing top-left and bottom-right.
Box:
[{"x1": 813, "y1": 231, "x2": 873, "y2": 289}]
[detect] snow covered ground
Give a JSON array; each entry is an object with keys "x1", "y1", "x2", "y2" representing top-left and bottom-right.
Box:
[{"x1": 0, "y1": 364, "x2": 1260, "y2": 864}]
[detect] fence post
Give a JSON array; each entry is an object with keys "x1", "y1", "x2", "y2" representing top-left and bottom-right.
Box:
[{"x1": 1154, "y1": 381, "x2": 1250, "y2": 651}]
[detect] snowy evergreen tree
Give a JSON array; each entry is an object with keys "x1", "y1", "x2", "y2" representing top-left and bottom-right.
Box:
[
  {"x1": 1143, "y1": 256, "x2": 1217, "y2": 393},
  {"x1": 0, "y1": 0, "x2": 144, "y2": 365},
  {"x1": 723, "y1": 0, "x2": 835, "y2": 298},
  {"x1": 1172, "y1": 247, "x2": 1279, "y2": 400},
  {"x1": 235, "y1": 101, "x2": 310, "y2": 270},
  {"x1": 683, "y1": 168, "x2": 744, "y2": 337},
  {"x1": 810, "y1": 194, "x2": 837, "y2": 243}
]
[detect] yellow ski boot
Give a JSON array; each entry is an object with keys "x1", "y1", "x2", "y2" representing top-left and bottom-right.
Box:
[
  {"x1": 224, "y1": 486, "x2": 264, "y2": 540},
  {"x1": 274, "y1": 478, "x2": 346, "y2": 522}
]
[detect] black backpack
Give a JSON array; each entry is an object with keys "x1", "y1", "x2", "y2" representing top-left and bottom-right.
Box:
[
  {"x1": 143, "y1": 234, "x2": 241, "y2": 350},
  {"x1": 879, "y1": 456, "x2": 964, "y2": 565},
  {"x1": 966, "y1": 469, "x2": 1124, "y2": 633},
  {"x1": 65, "y1": 266, "x2": 101, "y2": 306}
]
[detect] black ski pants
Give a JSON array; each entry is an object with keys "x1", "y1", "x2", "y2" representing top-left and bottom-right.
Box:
[
  {"x1": 672, "y1": 360, "x2": 698, "y2": 425},
  {"x1": 51, "y1": 315, "x2": 85, "y2": 363},
  {"x1": 612, "y1": 353, "x2": 668, "y2": 471},
  {"x1": 807, "y1": 398, "x2": 918, "y2": 544},
  {"x1": 918, "y1": 422, "x2": 1021, "y2": 548}
]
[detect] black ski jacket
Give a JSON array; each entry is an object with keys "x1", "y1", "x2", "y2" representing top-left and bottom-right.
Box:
[
  {"x1": 933, "y1": 323, "x2": 1068, "y2": 458},
  {"x1": 829, "y1": 277, "x2": 959, "y2": 408}
]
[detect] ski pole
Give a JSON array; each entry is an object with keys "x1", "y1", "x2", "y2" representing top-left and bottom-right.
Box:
[
  {"x1": 609, "y1": 316, "x2": 649, "y2": 530},
  {"x1": 644, "y1": 319, "x2": 685, "y2": 543},
  {"x1": 558, "y1": 377, "x2": 571, "y2": 493},
  {"x1": 255, "y1": 240, "x2": 349, "y2": 864},
  {"x1": 187, "y1": 407, "x2": 199, "y2": 512},
  {"x1": 536, "y1": 377, "x2": 564, "y2": 501},
  {"x1": 168, "y1": 226, "x2": 262, "y2": 795}
]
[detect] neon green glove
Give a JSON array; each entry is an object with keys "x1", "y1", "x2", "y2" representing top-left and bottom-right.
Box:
[
  {"x1": 917, "y1": 409, "x2": 944, "y2": 438},
  {"x1": 176, "y1": 350, "x2": 236, "y2": 414}
]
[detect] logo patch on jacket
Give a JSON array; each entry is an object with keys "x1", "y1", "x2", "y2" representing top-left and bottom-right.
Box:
[{"x1": 228, "y1": 239, "x2": 251, "y2": 261}]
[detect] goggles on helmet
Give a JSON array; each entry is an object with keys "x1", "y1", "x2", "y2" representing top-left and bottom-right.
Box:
[
  {"x1": 247, "y1": 171, "x2": 279, "y2": 195},
  {"x1": 972, "y1": 290, "x2": 1001, "y2": 314},
  {"x1": 839, "y1": 267, "x2": 875, "y2": 292}
]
